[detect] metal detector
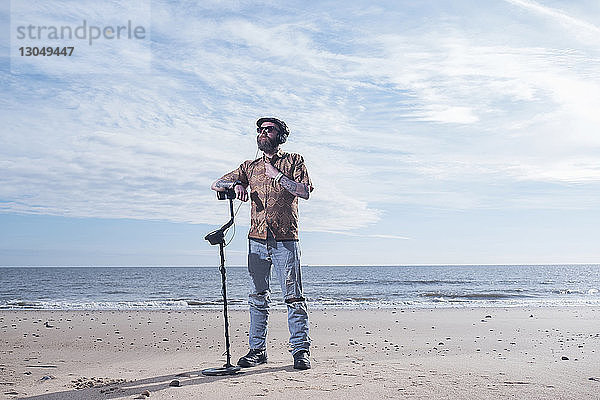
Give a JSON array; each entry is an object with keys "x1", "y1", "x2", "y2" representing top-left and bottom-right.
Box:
[{"x1": 202, "y1": 188, "x2": 241, "y2": 376}]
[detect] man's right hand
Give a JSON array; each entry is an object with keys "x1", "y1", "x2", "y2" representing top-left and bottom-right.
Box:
[{"x1": 234, "y1": 184, "x2": 248, "y2": 202}]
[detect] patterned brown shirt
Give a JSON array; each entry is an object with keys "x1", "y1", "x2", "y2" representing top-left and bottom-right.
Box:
[{"x1": 219, "y1": 150, "x2": 313, "y2": 241}]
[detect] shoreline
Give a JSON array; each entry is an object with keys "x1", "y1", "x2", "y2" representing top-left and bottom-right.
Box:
[
  {"x1": 3, "y1": 300, "x2": 600, "y2": 312},
  {"x1": 1, "y1": 306, "x2": 599, "y2": 399}
]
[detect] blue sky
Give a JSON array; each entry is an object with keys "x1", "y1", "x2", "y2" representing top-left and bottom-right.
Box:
[{"x1": 1, "y1": 0, "x2": 599, "y2": 266}]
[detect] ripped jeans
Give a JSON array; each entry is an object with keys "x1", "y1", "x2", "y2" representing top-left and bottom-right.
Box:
[{"x1": 247, "y1": 233, "x2": 310, "y2": 355}]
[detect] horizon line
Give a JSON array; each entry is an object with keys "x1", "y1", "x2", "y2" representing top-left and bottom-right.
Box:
[{"x1": 1, "y1": 263, "x2": 598, "y2": 268}]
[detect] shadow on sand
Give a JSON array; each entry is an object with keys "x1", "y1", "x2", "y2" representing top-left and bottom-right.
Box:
[{"x1": 19, "y1": 365, "x2": 295, "y2": 400}]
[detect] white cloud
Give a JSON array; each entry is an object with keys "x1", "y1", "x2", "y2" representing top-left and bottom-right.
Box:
[
  {"x1": 503, "y1": 0, "x2": 600, "y2": 39},
  {"x1": 416, "y1": 106, "x2": 479, "y2": 124}
]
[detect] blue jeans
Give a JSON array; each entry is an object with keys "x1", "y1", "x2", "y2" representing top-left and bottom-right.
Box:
[{"x1": 247, "y1": 234, "x2": 310, "y2": 355}]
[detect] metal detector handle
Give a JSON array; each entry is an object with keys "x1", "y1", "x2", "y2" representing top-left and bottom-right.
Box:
[{"x1": 217, "y1": 188, "x2": 236, "y2": 200}]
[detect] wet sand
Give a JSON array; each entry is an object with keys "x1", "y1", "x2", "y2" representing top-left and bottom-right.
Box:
[{"x1": 1, "y1": 307, "x2": 599, "y2": 399}]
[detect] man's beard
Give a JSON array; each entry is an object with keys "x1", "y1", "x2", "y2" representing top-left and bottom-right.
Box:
[{"x1": 257, "y1": 135, "x2": 277, "y2": 153}]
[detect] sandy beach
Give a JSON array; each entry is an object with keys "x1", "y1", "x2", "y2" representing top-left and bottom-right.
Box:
[{"x1": 1, "y1": 307, "x2": 598, "y2": 399}]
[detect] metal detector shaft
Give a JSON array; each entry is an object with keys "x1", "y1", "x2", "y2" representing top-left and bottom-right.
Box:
[{"x1": 219, "y1": 241, "x2": 234, "y2": 367}]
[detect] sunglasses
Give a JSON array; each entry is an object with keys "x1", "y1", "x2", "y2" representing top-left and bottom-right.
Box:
[{"x1": 257, "y1": 126, "x2": 278, "y2": 134}]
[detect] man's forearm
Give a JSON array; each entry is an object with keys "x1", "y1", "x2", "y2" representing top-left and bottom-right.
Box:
[{"x1": 280, "y1": 175, "x2": 309, "y2": 199}]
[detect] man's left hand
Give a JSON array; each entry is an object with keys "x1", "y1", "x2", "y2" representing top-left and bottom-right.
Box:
[{"x1": 264, "y1": 161, "x2": 279, "y2": 178}]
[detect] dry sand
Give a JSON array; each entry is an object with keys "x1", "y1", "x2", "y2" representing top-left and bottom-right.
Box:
[{"x1": 1, "y1": 307, "x2": 599, "y2": 399}]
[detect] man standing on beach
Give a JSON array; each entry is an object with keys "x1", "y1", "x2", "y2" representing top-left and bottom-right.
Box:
[{"x1": 211, "y1": 117, "x2": 313, "y2": 370}]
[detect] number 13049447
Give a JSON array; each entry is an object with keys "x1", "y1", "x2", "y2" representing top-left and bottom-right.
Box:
[{"x1": 19, "y1": 46, "x2": 74, "y2": 56}]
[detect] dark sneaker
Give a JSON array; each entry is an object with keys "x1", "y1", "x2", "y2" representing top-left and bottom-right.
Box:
[
  {"x1": 237, "y1": 349, "x2": 267, "y2": 368},
  {"x1": 293, "y1": 350, "x2": 311, "y2": 370}
]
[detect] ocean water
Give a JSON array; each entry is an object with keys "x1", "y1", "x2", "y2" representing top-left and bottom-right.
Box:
[{"x1": 0, "y1": 265, "x2": 598, "y2": 310}]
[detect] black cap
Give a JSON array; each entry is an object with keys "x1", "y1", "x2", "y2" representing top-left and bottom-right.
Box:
[{"x1": 256, "y1": 117, "x2": 290, "y2": 143}]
